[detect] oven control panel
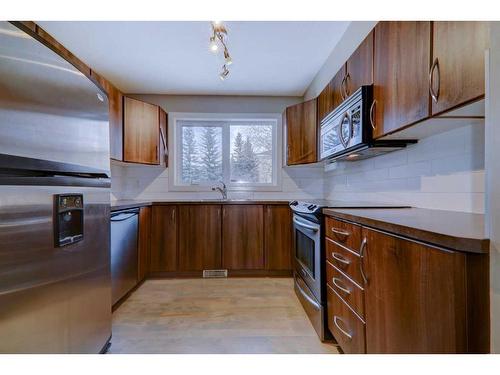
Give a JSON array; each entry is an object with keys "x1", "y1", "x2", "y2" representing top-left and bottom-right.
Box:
[{"x1": 289, "y1": 200, "x2": 323, "y2": 214}]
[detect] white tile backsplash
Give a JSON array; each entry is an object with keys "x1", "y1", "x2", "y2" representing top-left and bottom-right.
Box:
[
  {"x1": 111, "y1": 123, "x2": 485, "y2": 213},
  {"x1": 110, "y1": 162, "x2": 324, "y2": 202},
  {"x1": 323, "y1": 123, "x2": 486, "y2": 213}
]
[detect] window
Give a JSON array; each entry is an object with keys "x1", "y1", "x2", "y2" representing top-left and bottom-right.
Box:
[{"x1": 170, "y1": 113, "x2": 281, "y2": 191}]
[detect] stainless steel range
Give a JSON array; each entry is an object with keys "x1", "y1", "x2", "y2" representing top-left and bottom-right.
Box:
[{"x1": 289, "y1": 200, "x2": 329, "y2": 341}]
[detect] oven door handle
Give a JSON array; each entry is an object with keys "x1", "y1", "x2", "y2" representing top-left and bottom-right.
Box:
[
  {"x1": 293, "y1": 217, "x2": 319, "y2": 232},
  {"x1": 295, "y1": 276, "x2": 320, "y2": 311}
]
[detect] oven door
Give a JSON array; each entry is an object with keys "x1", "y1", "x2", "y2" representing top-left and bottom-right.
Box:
[{"x1": 292, "y1": 214, "x2": 321, "y2": 300}]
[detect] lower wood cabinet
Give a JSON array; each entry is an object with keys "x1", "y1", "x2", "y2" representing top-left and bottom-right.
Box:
[
  {"x1": 178, "y1": 205, "x2": 222, "y2": 271},
  {"x1": 264, "y1": 205, "x2": 293, "y2": 270},
  {"x1": 150, "y1": 205, "x2": 177, "y2": 272},
  {"x1": 327, "y1": 285, "x2": 366, "y2": 354},
  {"x1": 222, "y1": 205, "x2": 264, "y2": 270},
  {"x1": 148, "y1": 203, "x2": 292, "y2": 275},
  {"x1": 362, "y1": 228, "x2": 468, "y2": 353},
  {"x1": 324, "y1": 216, "x2": 489, "y2": 354},
  {"x1": 137, "y1": 206, "x2": 151, "y2": 281}
]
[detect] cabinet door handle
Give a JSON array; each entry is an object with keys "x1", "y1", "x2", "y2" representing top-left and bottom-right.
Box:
[
  {"x1": 331, "y1": 252, "x2": 350, "y2": 265},
  {"x1": 332, "y1": 277, "x2": 351, "y2": 295},
  {"x1": 340, "y1": 75, "x2": 347, "y2": 100},
  {"x1": 331, "y1": 227, "x2": 350, "y2": 238},
  {"x1": 344, "y1": 72, "x2": 351, "y2": 98},
  {"x1": 429, "y1": 57, "x2": 440, "y2": 103},
  {"x1": 171, "y1": 209, "x2": 175, "y2": 222},
  {"x1": 369, "y1": 99, "x2": 377, "y2": 130},
  {"x1": 359, "y1": 237, "x2": 368, "y2": 284},
  {"x1": 333, "y1": 316, "x2": 352, "y2": 340}
]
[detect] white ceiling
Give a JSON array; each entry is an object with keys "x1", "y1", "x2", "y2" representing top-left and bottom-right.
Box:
[{"x1": 37, "y1": 21, "x2": 350, "y2": 96}]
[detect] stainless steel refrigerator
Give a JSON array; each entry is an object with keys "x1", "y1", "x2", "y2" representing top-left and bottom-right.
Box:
[{"x1": 0, "y1": 21, "x2": 112, "y2": 353}]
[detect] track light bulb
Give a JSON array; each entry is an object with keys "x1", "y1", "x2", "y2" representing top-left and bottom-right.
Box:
[
  {"x1": 220, "y1": 65, "x2": 229, "y2": 80},
  {"x1": 224, "y1": 49, "x2": 232, "y2": 65},
  {"x1": 209, "y1": 37, "x2": 218, "y2": 52}
]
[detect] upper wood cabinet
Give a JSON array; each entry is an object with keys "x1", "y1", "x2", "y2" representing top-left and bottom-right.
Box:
[
  {"x1": 222, "y1": 205, "x2": 264, "y2": 270},
  {"x1": 123, "y1": 96, "x2": 160, "y2": 165},
  {"x1": 317, "y1": 66, "x2": 346, "y2": 123},
  {"x1": 264, "y1": 205, "x2": 293, "y2": 271},
  {"x1": 178, "y1": 205, "x2": 222, "y2": 271},
  {"x1": 363, "y1": 227, "x2": 468, "y2": 353},
  {"x1": 285, "y1": 98, "x2": 317, "y2": 165},
  {"x1": 373, "y1": 21, "x2": 431, "y2": 138},
  {"x1": 150, "y1": 205, "x2": 177, "y2": 273},
  {"x1": 431, "y1": 21, "x2": 489, "y2": 115},
  {"x1": 345, "y1": 31, "x2": 373, "y2": 98},
  {"x1": 159, "y1": 107, "x2": 168, "y2": 167}
]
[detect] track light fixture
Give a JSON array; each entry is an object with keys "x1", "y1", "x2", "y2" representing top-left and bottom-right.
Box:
[{"x1": 209, "y1": 21, "x2": 232, "y2": 80}]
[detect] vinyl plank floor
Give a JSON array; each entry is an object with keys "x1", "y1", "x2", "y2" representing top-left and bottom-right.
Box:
[{"x1": 109, "y1": 278, "x2": 339, "y2": 354}]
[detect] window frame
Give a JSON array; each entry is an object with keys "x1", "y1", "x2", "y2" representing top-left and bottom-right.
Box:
[{"x1": 169, "y1": 112, "x2": 283, "y2": 192}]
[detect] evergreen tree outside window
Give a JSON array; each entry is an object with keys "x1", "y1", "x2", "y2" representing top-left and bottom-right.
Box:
[{"x1": 174, "y1": 115, "x2": 279, "y2": 190}]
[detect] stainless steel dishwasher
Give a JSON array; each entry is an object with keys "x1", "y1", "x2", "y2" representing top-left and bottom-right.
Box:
[{"x1": 110, "y1": 208, "x2": 139, "y2": 305}]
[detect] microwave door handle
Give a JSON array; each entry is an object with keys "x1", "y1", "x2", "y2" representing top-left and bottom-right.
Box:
[{"x1": 293, "y1": 217, "x2": 319, "y2": 232}]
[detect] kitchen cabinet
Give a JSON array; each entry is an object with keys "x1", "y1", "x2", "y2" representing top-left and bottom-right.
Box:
[
  {"x1": 373, "y1": 21, "x2": 431, "y2": 138},
  {"x1": 285, "y1": 98, "x2": 317, "y2": 165},
  {"x1": 223, "y1": 205, "x2": 264, "y2": 270},
  {"x1": 264, "y1": 205, "x2": 293, "y2": 271},
  {"x1": 323, "y1": 212, "x2": 490, "y2": 354},
  {"x1": 345, "y1": 31, "x2": 373, "y2": 98},
  {"x1": 150, "y1": 205, "x2": 177, "y2": 272},
  {"x1": 123, "y1": 96, "x2": 160, "y2": 165},
  {"x1": 178, "y1": 205, "x2": 222, "y2": 271},
  {"x1": 317, "y1": 66, "x2": 346, "y2": 123},
  {"x1": 159, "y1": 107, "x2": 168, "y2": 167},
  {"x1": 327, "y1": 285, "x2": 366, "y2": 354},
  {"x1": 362, "y1": 227, "x2": 468, "y2": 353},
  {"x1": 138, "y1": 206, "x2": 151, "y2": 281},
  {"x1": 431, "y1": 21, "x2": 489, "y2": 115}
]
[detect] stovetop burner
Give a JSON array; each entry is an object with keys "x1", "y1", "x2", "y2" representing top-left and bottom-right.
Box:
[{"x1": 289, "y1": 200, "x2": 410, "y2": 217}]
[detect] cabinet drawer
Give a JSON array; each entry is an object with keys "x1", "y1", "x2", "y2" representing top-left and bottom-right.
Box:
[
  {"x1": 326, "y1": 261, "x2": 364, "y2": 318},
  {"x1": 326, "y1": 238, "x2": 364, "y2": 286},
  {"x1": 327, "y1": 285, "x2": 366, "y2": 354},
  {"x1": 325, "y1": 217, "x2": 361, "y2": 252}
]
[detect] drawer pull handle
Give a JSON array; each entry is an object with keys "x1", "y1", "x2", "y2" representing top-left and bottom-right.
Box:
[
  {"x1": 333, "y1": 316, "x2": 352, "y2": 340},
  {"x1": 332, "y1": 277, "x2": 351, "y2": 295},
  {"x1": 331, "y1": 227, "x2": 350, "y2": 237},
  {"x1": 359, "y1": 237, "x2": 368, "y2": 284},
  {"x1": 332, "y1": 252, "x2": 350, "y2": 265}
]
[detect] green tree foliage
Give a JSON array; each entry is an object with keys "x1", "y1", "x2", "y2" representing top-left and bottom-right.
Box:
[{"x1": 200, "y1": 127, "x2": 222, "y2": 181}]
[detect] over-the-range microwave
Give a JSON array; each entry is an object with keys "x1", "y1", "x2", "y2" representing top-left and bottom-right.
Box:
[{"x1": 319, "y1": 85, "x2": 417, "y2": 162}]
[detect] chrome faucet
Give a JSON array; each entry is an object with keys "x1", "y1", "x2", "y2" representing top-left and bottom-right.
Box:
[{"x1": 211, "y1": 180, "x2": 227, "y2": 200}]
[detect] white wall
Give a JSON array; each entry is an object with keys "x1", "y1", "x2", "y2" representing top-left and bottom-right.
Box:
[
  {"x1": 486, "y1": 23, "x2": 500, "y2": 354},
  {"x1": 324, "y1": 123, "x2": 485, "y2": 213},
  {"x1": 110, "y1": 94, "x2": 325, "y2": 201}
]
